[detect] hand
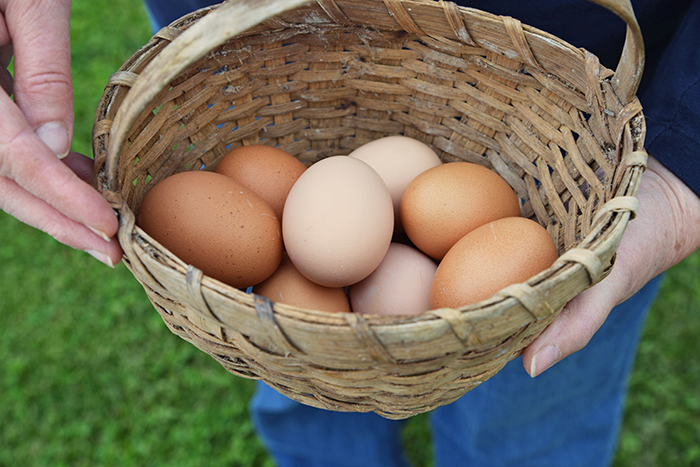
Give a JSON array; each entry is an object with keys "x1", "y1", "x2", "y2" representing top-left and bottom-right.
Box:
[
  {"x1": 0, "y1": 0, "x2": 121, "y2": 267},
  {"x1": 523, "y1": 155, "x2": 700, "y2": 377}
]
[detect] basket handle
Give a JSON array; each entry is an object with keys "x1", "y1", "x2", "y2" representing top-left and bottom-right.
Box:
[
  {"x1": 106, "y1": 0, "x2": 312, "y2": 191},
  {"x1": 587, "y1": 0, "x2": 645, "y2": 104},
  {"x1": 105, "y1": 0, "x2": 644, "y2": 190}
]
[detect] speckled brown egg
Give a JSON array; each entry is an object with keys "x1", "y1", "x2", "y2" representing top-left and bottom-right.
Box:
[
  {"x1": 254, "y1": 253, "x2": 351, "y2": 313},
  {"x1": 215, "y1": 144, "x2": 307, "y2": 220},
  {"x1": 400, "y1": 162, "x2": 521, "y2": 260},
  {"x1": 430, "y1": 217, "x2": 559, "y2": 309},
  {"x1": 137, "y1": 170, "x2": 283, "y2": 289}
]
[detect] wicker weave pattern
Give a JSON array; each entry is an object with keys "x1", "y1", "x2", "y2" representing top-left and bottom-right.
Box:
[{"x1": 94, "y1": 0, "x2": 647, "y2": 418}]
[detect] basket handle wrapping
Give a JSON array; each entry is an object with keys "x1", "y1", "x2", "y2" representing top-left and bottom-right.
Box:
[{"x1": 588, "y1": 0, "x2": 645, "y2": 104}]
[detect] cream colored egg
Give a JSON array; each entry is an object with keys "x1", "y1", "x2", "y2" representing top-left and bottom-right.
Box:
[
  {"x1": 349, "y1": 243, "x2": 437, "y2": 316},
  {"x1": 349, "y1": 135, "x2": 442, "y2": 234},
  {"x1": 282, "y1": 156, "x2": 394, "y2": 288}
]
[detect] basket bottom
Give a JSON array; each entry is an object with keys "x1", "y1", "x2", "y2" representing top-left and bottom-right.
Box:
[{"x1": 145, "y1": 287, "x2": 559, "y2": 419}]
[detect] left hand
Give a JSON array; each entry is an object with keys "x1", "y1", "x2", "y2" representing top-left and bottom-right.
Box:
[
  {"x1": 523, "y1": 156, "x2": 700, "y2": 377},
  {"x1": 0, "y1": 0, "x2": 122, "y2": 267}
]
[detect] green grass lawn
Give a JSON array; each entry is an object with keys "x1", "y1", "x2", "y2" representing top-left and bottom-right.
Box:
[{"x1": 0, "y1": 1, "x2": 698, "y2": 466}]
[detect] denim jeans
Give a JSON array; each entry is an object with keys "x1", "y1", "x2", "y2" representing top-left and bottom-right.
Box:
[{"x1": 250, "y1": 275, "x2": 664, "y2": 467}]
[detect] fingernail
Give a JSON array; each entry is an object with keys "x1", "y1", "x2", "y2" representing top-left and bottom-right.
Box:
[
  {"x1": 530, "y1": 345, "x2": 560, "y2": 378},
  {"x1": 86, "y1": 250, "x2": 114, "y2": 268},
  {"x1": 86, "y1": 224, "x2": 112, "y2": 242},
  {"x1": 36, "y1": 122, "x2": 70, "y2": 159}
]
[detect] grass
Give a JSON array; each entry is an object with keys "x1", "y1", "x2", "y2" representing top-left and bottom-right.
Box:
[
  {"x1": 0, "y1": 1, "x2": 698, "y2": 466},
  {"x1": 0, "y1": 219, "x2": 272, "y2": 467},
  {"x1": 614, "y1": 252, "x2": 700, "y2": 466}
]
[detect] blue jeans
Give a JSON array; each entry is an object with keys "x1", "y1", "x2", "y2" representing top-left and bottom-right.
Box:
[{"x1": 250, "y1": 275, "x2": 664, "y2": 467}]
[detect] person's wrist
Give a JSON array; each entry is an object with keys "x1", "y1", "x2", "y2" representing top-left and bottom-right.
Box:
[{"x1": 643, "y1": 156, "x2": 700, "y2": 272}]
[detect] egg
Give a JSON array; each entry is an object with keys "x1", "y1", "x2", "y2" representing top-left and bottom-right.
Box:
[
  {"x1": 430, "y1": 217, "x2": 559, "y2": 309},
  {"x1": 253, "y1": 253, "x2": 351, "y2": 313},
  {"x1": 349, "y1": 243, "x2": 437, "y2": 316},
  {"x1": 348, "y1": 135, "x2": 442, "y2": 234},
  {"x1": 215, "y1": 144, "x2": 307, "y2": 220},
  {"x1": 282, "y1": 156, "x2": 394, "y2": 288},
  {"x1": 137, "y1": 170, "x2": 283, "y2": 289},
  {"x1": 400, "y1": 161, "x2": 521, "y2": 260}
]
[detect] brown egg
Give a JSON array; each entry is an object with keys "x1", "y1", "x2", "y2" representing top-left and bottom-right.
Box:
[
  {"x1": 430, "y1": 217, "x2": 559, "y2": 309},
  {"x1": 215, "y1": 144, "x2": 307, "y2": 220},
  {"x1": 137, "y1": 170, "x2": 283, "y2": 289},
  {"x1": 254, "y1": 253, "x2": 351, "y2": 313},
  {"x1": 400, "y1": 162, "x2": 521, "y2": 260}
]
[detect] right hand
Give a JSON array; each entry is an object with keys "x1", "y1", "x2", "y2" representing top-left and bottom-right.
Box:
[
  {"x1": 524, "y1": 156, "x2": 700, "y2": 377},
  {"x1": 0, "y1": 0, "x2": 122, "y2": 267}
]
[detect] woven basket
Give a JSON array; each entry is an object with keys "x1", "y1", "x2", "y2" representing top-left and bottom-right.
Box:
[{"x1": 94, "y1": 0, "x2": 648, "y2": 419}]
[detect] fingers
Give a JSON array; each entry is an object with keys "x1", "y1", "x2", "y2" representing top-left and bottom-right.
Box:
[
  {"x1": 0, "y1": 89, "x2": 119, "y2": 241},
  {"x1": 4, "y1": 0, "x2": 73, "y2": 157},
  {"x1": 0, "y1": 1, "x2": 121, "y2": 268},
  {"x1": 522, "y1": 188, "x2": 654, "y2": 378},
  {"x1": 0, "y1": 0, "x2": 121, "y2": 266},
  {"x1": 0, "y1": 9, "x2": 9, "y2": 46},
  {"x1": 523, "y1": 218, "x2": 644, "y2": 377},
  {"x1": 0, "y1": 173, "x2": 123, "y2": 267}
]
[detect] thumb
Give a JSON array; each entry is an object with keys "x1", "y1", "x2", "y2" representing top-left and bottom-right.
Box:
[
  {"x1": 7, "y1": 0, "x2": 73, "y2": 157},
  {"x1": 522, "y1": 276, "x2": 624, "y2": 378}
]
